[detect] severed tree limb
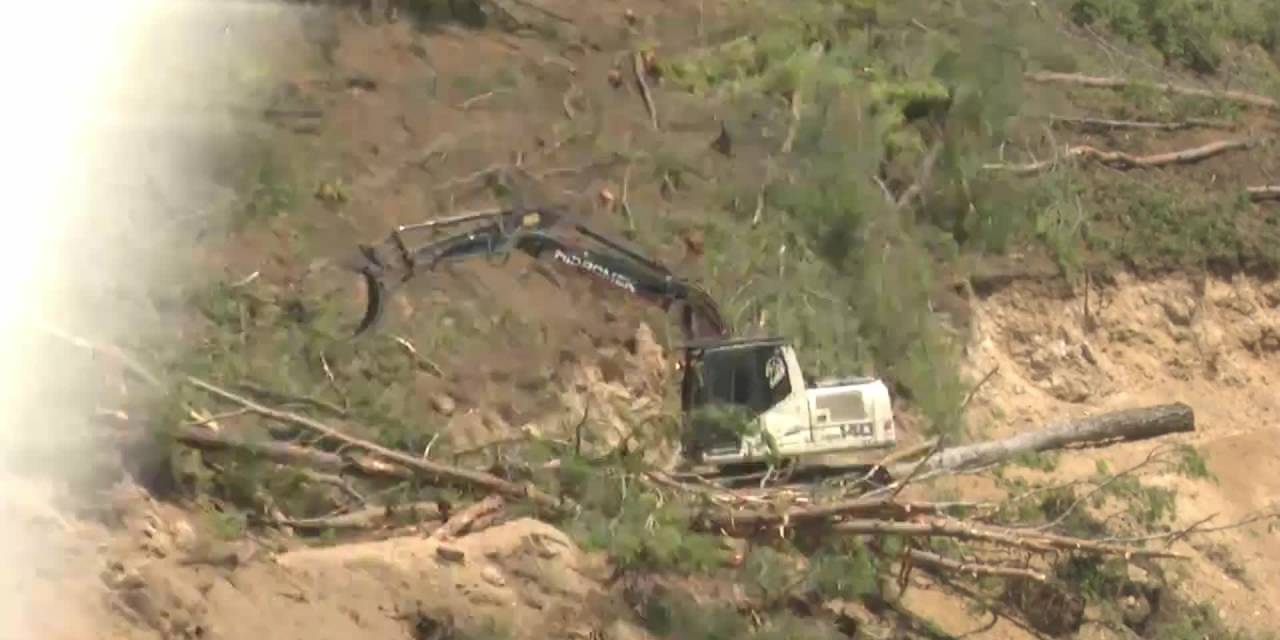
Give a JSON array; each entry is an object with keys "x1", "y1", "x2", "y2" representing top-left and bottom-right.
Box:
[
  {"x1": 1024, "y1": 71, "x2": 1279, "y2": 113},
  {"x1": 907, "y1": 548, "x2": 1048, "y2": 583},
  {"x1": 185, "y1": 377, "x2": 567, "y2": 512},
  {"x1": 1249, "y1": 185, "x2": 1280, "y2": 202},
  {"x1": 1044, "y1": 114, "x2": 1236, "y2": 132},
  {"x1": 888, "y1": 403, "x2": 1195, "y2": 478},
  {"x1": 983, "y1": 139, "x2": 1257, "y2": 175},
  {"x1": 432, "y1": 495, "x2": 505, "y2": 540},
  {"x1": 271, "y1": 501, "x2": 442, "y2": 531}
]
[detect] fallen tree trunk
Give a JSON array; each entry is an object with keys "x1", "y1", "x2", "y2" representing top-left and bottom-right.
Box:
[
  {"x1": 1024, "y1": 71, "x2": 1279, "y2": 112},
  {"x1": 890, "y1": 403, "x2": 1195, "y2": 477},
  {"x1": 983, "y1": 139, "x2": 1256, "y2": 175},
  {"x1": 1249, "y1": 185, "x2": 1280, "y2": 202}
]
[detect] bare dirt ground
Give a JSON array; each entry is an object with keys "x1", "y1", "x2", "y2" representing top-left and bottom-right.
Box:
[{"x1": 905, "y1": 271, "x2": 1280, "y2": 637}]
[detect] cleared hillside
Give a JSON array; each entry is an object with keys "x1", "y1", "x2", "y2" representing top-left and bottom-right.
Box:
[{"x1": 6, "y1": 1, "x2": 1279, "y2": 639}]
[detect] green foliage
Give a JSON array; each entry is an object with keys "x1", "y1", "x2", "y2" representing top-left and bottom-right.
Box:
[
  {"x1": 803, "y1": 547, "x2": 881, "y2": 600},
  {"x1": 1172, "y1": 444, "x2": 1214, "y2": 481},
  {"x1": 640, "y1": 593, "x2": 752, "y2": 640},
  {"x1": 1068, "y1": 0, "x2": 1280, "y2": 73},
  {"x1": 639, "y1": 589, "x2": 846, "y2": 640},
  {"x1": 1087, "y1": 179, "x2": 1280, "y2": 274},
  {"x1": 201, "y1": 505, "x2": 248, "y2": 540},
  {"x1": 557, "y1": 455, "x2": 727, "y2": 574}
]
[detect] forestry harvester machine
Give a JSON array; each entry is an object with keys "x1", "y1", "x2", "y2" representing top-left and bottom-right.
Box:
[{"x1": 339, "y1": 204, "x2": 899, "y2": 479}]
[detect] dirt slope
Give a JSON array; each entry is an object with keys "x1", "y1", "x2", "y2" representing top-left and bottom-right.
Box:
[
  {"x1": 3, "y1": 473, "x2": 648, "y2": 640},
  {"x1": 923, "y1": 271, "x2": 1280, "y2": 635}
]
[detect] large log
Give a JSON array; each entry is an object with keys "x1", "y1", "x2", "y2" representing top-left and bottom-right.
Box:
[{"x1": 892, "y1": 403, "x2": 1195, "y2": 477}]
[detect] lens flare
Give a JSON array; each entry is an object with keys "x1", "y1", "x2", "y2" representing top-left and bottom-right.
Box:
[{"x1": 0, "y1": 1, "x2": 306, "y2": 635}]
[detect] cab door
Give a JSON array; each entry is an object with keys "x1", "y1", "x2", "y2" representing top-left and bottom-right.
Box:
[{"x1": 757, "y1": 346, "x2": 811, "y2": 454}]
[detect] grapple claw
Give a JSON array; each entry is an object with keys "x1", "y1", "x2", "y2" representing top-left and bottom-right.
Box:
[
  {"x1": 340, "y1": 244, "x2": 395, "y2": 339},
  {"x1": 352, "y1": 269, "x2": 389, "y2": 337}
]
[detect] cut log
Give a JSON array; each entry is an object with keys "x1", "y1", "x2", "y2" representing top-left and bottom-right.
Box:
[{"x1": 891, "y1": 403, "x2": 1195, "y2": 477}]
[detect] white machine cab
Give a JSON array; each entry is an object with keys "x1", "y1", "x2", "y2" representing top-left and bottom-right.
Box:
[{"x1": 680, "y1": 336, "x2": 897, "y2": 466}]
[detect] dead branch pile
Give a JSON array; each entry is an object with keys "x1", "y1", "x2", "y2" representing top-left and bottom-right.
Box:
[{"x1": 51, "y1": 326, "x2": 1217, "y2": 589}]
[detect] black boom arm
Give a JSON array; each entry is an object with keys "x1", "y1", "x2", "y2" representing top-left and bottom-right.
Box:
[{"x1": 342, "y1": 205, "x2": 730, "y2": 341}]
